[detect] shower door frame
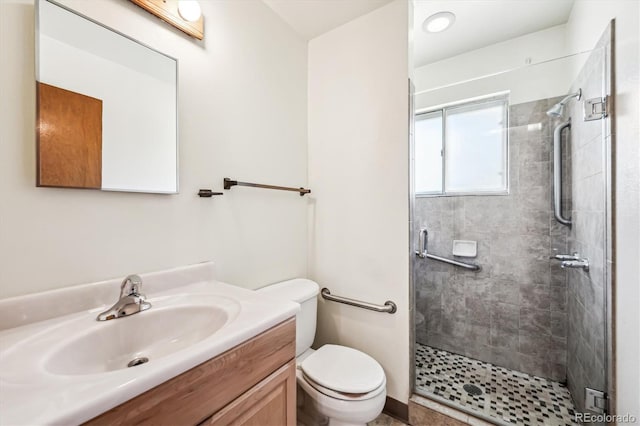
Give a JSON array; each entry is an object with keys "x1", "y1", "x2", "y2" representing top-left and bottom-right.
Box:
[
  {"x1": 408, "y1": 21, "x2": 617, "y2": 420},
  {"x1": 602, "y1": 20, "x2": 616, "y2": 417}
]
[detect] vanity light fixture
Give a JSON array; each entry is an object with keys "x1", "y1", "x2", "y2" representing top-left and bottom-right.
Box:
[
  {"x1": 130, "y1": 0, "x2": 204, "y2": 40},
  {"x1": 177, "y1": 0, "x2": 202, "y2": 22},
  {"x1": 423, "y1": 11, "x2": 456, "y2": 33}
]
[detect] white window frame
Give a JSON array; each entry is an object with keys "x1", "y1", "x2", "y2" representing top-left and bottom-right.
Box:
[{"x1": 415, "y1": 93, "x2": 510, "y2": 197}]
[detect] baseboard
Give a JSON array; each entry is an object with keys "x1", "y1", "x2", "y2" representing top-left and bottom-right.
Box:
[{"x1": 384, "y1": 396, "x2": 409, "y2": 423}]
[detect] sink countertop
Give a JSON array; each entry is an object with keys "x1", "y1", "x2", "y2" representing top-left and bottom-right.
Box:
[{"x1": 0, "y1": 262, "x2": 299, "y2": 426}]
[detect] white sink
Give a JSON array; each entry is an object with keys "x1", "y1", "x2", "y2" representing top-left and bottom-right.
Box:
[
  {"x1": 45, "y1": 299, "x2": 232, "y2": 375},
  {"x1": 0, "y1": 262, "x2": 300, "y2": 426},
  {"x1": 1, "y1": 293, "x2": 241, "y2": 382}
]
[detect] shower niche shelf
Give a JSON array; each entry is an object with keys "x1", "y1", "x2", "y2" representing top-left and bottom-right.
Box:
[{"x1": 452, "y1": 240, "x2": 477, "y2": 258}]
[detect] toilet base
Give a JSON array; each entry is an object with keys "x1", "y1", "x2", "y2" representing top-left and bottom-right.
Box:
[
  {"x1": 297, "y1": 385, "x2": 329, "y2": 426},
  {"x1": 296, "y1": 379, "x2": 386, "y2": 426}
]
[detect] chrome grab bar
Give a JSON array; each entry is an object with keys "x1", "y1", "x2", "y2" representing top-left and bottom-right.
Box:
[
  {"x1": 416, "y1": 228, "x2": 428, "y2": 258},
  {"x1": 422, "y1": 252, "x2": 481, "y2": 271},
  {"x1": 414, "y1": 228, "x2": 481, "y2": 271},
  {"x1": 553, "y1": 120, "x2": 572, "y2": 226},
  {"x1": 320, "y1": 288, "x2": 397, "y2": 314}
]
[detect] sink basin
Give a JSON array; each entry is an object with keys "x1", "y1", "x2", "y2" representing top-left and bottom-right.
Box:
[
  {"x1": 0, "y1": 262, "x2": 300, "y2": 426},
  {"x1": 44, "y1": 303, "x2": 230, "y2": 375}
]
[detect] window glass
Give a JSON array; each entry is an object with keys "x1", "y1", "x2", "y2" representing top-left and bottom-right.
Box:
[
  {"x1": 415, "y1": 96, "x2": 508, "y2": 196},
  {"x1": 445, "y1": 101, "x2": 507, "y2": 193},
  {"x1": 415, "y1": 111, "x2": 443, "y2": 194}
]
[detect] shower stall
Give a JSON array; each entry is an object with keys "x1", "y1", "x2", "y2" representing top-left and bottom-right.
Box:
[{"x1": 410, "y1": 16, "x2": 614, "y2": 426}]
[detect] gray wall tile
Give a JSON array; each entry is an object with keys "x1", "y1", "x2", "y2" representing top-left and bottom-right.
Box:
[
  {"x1": 415, "y1": 89, "x2": 607, "y2": 391},
  {"x1": 520, "y1": 307, "x2": 552, "y2": 336},
  {"x1": 414, "y1": 98, "x2": 568, "y2": 380}
]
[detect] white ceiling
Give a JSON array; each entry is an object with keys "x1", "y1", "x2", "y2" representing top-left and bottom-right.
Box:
[
  {"x1": 263, "y1": 0, "x2": 393, "y2": 40},
  {"x1": 413, "y1": 0, "x2": 575, "y2": 68}
]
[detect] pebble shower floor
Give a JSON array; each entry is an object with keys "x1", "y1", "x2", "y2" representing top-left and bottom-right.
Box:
[{"x1": 415, "y1": 343, "x2": 580, "y2": 426}]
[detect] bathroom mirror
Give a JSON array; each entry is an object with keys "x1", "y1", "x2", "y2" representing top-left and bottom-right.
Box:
[{"x1": 36, "y1": 0, "x2": 178, "y2": 194}]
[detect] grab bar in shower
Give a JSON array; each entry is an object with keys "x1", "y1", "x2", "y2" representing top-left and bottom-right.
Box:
[
  {"x1": 553, "y1": 120, "x2": 572, "y2": 226},
  {"x1": 422, "y1": 252, "x2": 481, "y2": 271},
  {"x1": 415, "y1": 228, "x2": 481, "y2": 271},
  {"x1": 320, "y1": 288, "x2": 397, "y2": 314},
  {"x1": 416, "y1": 228, "x2": 429, "y2": 259}
]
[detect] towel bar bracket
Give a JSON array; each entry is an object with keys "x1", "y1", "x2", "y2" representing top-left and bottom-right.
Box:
[{"x1": 197, "y1": 189, "x2": 223, "y2": 197}]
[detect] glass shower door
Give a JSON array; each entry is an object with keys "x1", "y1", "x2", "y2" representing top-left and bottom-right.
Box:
[{"x1": 410, "y1": 22, "x2": 613, "y2": 425}]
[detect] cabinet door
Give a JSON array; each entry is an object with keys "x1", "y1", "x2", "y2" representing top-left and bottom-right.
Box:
[{"x1": 205, "y1": 360, "x2": 296, "y2": 426}]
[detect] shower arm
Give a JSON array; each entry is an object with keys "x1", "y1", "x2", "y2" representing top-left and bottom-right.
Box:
[
  {"x1": 547, "y1": 89, "x2": 582, "y2": 117},
  {"x1": 558, "y1": 90, "x2": 582, "y2": 106}
]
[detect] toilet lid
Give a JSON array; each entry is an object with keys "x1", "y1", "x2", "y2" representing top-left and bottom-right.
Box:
[{"x1": 300, "y1": 344, "x2": 385, "y2": 394}]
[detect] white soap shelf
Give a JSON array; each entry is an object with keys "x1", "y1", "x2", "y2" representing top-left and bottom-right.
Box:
[{"x1": 452, "y1": 240, "x2": 477, "y2": 257}]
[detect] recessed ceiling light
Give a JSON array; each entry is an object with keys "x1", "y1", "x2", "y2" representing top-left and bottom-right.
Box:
[{"x1": 423, "y1": 11, "x2": 456, "y2": 33}]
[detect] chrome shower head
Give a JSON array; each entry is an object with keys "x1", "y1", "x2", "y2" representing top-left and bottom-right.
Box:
[
  {"x1": 547, "y1": 89, "x2": 582, "y2": 117},
  {"x1": 546, "y1": 103, "x2": 565, "y2": 117}
]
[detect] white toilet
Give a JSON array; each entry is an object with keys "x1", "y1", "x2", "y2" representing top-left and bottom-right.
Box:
[
  {"x1": 258, "y1": 279, "x2": 387, "y2": 426},
  {"x1": 257, "y1": 279, "x2": 386, "y2": 426}
]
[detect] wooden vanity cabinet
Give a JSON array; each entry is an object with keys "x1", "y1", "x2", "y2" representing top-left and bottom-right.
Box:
[
  {"x1": 84, "y1": 318, "x2": 296, "y2": 426},
  {"x1": 201, "y1": 361, "x2": 295, "y2": 425}
]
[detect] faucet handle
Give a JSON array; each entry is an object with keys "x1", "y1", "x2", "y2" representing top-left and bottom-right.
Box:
[
  {"x1": 550, "y1": 252, "x2": 580, "y2": 261},
  {"x1": 120, "y1": 274, "x2": 143, "y2": 297}
]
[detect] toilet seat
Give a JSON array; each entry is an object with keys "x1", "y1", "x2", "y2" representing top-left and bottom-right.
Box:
[
  {"x1": 301, "y1": 371, "x2": 387, "y2": 401},
  {"x1": 300, "y1": 344, "x2": 385, "y2": 396}
]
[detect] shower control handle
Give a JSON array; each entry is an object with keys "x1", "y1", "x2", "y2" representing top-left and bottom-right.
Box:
[
  {"x1": 550, "y1": 252, "x2": 580, "y2": 261},
  {"x1": 561, "y1": 258, "x2": 590, "y2": 271}
]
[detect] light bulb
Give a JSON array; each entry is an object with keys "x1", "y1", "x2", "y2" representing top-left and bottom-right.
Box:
[
  {"x1": 177, "y1": 0, "x2": 201, "y2": 22},
  {"x1": 423, "y1": 12, "x2": 456, "y2": 33}
]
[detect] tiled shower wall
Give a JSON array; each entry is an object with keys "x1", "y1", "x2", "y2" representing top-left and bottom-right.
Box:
[
  {"x1": 565, "y1": 28, "x2": 610, "y2": 414},
  {"x1": 414, "y1": 97, "x2": 572, "y2": 381}
]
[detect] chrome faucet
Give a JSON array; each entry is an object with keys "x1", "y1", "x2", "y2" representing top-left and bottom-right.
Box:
[
  {"x1": 561, "y1": 258, "x2": 590, "y2": 271},
  {"x1": 550, "y1": 252, "x2": 580, "y2": 261},
  {"x1": 550, "y1": 252, "x2": 589, "y2": 272},
  {"x1": 96, "y1": 274, "x2": 152, "y2": 321}
]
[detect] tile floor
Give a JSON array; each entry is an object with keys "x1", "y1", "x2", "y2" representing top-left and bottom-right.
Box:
[
  {"x1": 368, "y1": 413, "x2": 407, "y2": 426},
  {"x1": 415, "y1": 343, "x2": 580, "y2": 426},
  {"x1": 299, "y1": 411, "x2": 405, "y2": 426}
]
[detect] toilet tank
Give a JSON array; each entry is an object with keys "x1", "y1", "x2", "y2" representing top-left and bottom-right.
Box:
[{"x1": 256, "y1": 279, "x2": 319, "y2": 357}]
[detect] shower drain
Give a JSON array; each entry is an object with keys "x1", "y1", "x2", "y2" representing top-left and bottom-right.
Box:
[
  {"x1": 463, "y1": 384, "x2": 483, "y2": 396},
  {"x1": 127, "y1": 357, "x2": 149, "y2": 368}
]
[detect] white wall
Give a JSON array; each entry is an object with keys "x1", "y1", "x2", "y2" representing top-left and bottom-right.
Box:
[
  {"x1": 0, "y1": 0, "x2": 308, "y2": 298},
  {"x1": 566, "y1": 0, "x2": 640, "y2": 418},
  {"x1": 413, "y1": 25, "x2": 574, "y2": 108},
  {"x1": 308, "y1": 0, "x2": 410, "y2": 403}
]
